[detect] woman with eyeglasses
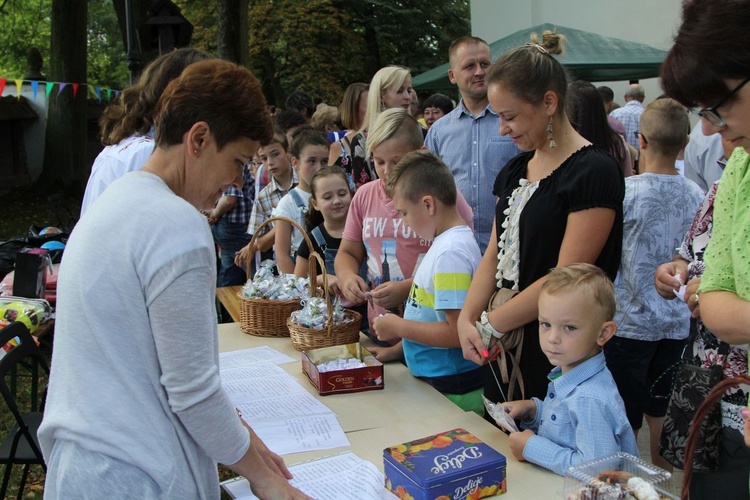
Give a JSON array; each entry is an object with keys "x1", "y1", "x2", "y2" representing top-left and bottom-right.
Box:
[{"x1": 660, "y1": 0, "x2": 750, "y2": 497}]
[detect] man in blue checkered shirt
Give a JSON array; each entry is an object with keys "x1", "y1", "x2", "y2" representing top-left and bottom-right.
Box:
[{"x1": 207, "y1": 162, "x2": 255, "y2": 286}]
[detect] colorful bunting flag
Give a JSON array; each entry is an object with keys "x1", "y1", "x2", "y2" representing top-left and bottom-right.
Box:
[{"x1": 0, "y1": 76, "x2": 120, "y2": 102}]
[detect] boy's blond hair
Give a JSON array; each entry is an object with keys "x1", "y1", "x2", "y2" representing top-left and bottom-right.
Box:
[
  {"x1": 639, "y1": 98, "x2": 690, "y2": 157},
  {"x1": 386, "y1": 150, "x2": 457, "y2": 206},
  {"x1": 365, "y1": 108, "x2": 423, "y2": 160},
  {"x1": 542, "y1": 263, "x2": 616, "y2": 321}
]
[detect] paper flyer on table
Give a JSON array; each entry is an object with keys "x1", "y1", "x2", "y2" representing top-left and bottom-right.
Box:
[
  {"x1": 223, "y1": 375, "x2": 308, "y2": 403},
  {"x1": 251, "y1": 414, "x2": 350, "y2": 456},
  {"x1": 220, "y1": 362, "x2": 289, "y2": 381},
  {"x1": 236, "y1": 392, "x2": 333, "y2": 421},
  {"x1": 219, "y1": 346, "x2": 296, "y2": 368},
  {"x1": 220, "y1": 452, "x2": 398, "y2": 500}
]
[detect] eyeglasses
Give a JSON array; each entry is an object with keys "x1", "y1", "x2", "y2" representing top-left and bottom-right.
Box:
[
  {"x1": 634, "y1": 130, "x2": 647, "y2": 144},
  {"x1": 696, "y1": 76, "x2": 750, "y2": 128}
]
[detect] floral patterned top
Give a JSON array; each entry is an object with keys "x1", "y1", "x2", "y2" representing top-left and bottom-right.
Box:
[
  {"x1": 679, "y1": 180, "x2": 748, "y2": 431},
  {"x1": 333, "y1": 132, "x2": 377, "y2": 191}
]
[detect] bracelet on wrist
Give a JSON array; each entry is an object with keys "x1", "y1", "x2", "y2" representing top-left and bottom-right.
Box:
[{"x1": 480, "y1": 311, "x2": 506, "y2": 339}]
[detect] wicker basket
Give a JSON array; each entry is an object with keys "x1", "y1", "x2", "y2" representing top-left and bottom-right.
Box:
[
  {"x1": 238, "y1": 216, "x2": 312, "y2": 337},
  {"x1": 288, "y1": 252, "x2": 362, "y2": 351}
]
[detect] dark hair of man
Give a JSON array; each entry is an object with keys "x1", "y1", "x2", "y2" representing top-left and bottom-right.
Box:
[
  {"x1": 275, "y1": 109, "x2": 308, "y2": 133},
  {"x1": 285, "y1": 90, "x2": 315, "y2": 119}
]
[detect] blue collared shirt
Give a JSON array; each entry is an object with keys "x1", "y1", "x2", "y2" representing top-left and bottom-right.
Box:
[
  {"x1": 425, "y1": 101, "x2": 520, "y2": 253},
  {"x1": 610, "y1": 100, "x2": 644, "y2": 149},
  {"x1": 520, "y1": 352, "x2": 638, "y2": 476}
]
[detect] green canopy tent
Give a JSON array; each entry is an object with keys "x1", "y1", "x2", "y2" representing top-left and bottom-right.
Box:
[{"x1": 412, "y1": 23, "x2": 668, "y2": 92}]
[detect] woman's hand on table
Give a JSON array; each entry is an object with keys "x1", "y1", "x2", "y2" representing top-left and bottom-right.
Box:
[
  {"x1": 654, "y1": 259, "x2": 688, "y2": 300},
  {"x1": 686, "y1": 277, "x2": 702, "y2": 318},
  {"x1": 508, "y1": 429, "x2": 534, "y2": 462}
]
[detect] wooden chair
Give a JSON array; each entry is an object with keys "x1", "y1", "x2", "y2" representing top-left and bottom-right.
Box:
[{"x1": 0, "y1": 322, "x2": 49, "y2": 499}]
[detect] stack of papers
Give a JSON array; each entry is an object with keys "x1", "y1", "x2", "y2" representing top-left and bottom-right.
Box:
[
  {"x1": 221, "y1": 452, "x2": 398, "y2": 500},
  {"x1": 219, "y1": 347, "x2": 350, "y2": 455}
]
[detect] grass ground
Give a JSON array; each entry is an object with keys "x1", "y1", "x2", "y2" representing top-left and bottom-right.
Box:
[{"x1": 0, "y1": 187, "x2": 70, "y2": 242}]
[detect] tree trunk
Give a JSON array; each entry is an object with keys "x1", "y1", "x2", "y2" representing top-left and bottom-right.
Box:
[
  {"x1": 40, "y1": 0, "x2": 88, "y2": 196},
  {"x1": 362, "y1": 4, "x2": 381, "y2": 77},
  {"x1": 217, "y1": 0, "x2": 249, "y2": 65}
]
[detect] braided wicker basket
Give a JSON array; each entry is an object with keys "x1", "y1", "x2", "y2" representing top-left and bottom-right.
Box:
[
  {"x1": 287, "y1": 252, "x2": 361, "y2": 351},
  {"x1": 238, "y1": 216, "x2": 311, "y2": 337}
]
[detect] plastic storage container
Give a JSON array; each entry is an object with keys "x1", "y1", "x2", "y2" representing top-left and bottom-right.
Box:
[{"x1": 563, "y1": 452, "x2": 678, "y2": 499}]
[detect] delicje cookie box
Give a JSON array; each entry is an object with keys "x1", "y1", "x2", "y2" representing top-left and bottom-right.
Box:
[
  {"x1": 383, "y1": 428, "x2": 507, "y2": 500},
  {"x1": 301, "y1": 343, "x2": 384, "y2": 395}
]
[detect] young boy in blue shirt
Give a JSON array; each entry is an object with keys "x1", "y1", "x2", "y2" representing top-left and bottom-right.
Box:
[
  {"x1": 501, "y1": 263, "x2": 638, "y2": 476},
  {"x1": 371, "y1": 150, "x2": 484, "y2": 414}
]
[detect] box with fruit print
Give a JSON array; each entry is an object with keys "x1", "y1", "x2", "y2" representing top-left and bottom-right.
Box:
[
  {"x1": 301, "y1": 343, "x2": 384, "y2": 395},
  {"x1": 383, "y1": 428, "x2": 507, "y2": 500}
]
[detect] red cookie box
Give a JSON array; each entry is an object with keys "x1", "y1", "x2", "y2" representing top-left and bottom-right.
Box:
[
  {"x1": 384, "y1": 428, "x2": 507, "y2": 500},
  {"x1": 301, "y1": 343, "x2": 384, "y2": 395}
]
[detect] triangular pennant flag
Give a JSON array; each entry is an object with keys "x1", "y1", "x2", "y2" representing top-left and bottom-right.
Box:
[
  {"x1": 0, "y1": 78, "x2": 6, "y2": 96},
  {"x1": 106, "y1": 88, "x2": 112, "y2": 101},
  {"x1": 31, "y1": 81, "x2": 39, "y2": 100},
  {"x1": 114, "y1": 90, "x2": 120, "y2": 100},
  {"x1": 15, "y1": 79, "x2": 23, "y2": 100},
  {"x1": 45, "y1": 81, "x2": 54, "y2": 97},
  {"x1": 72, "y1": 83, "x2": 79, "y2": 98},
  {"x1": 57, "y1": 82, "x2": 67, "y2": 97},
  {"x1": 94, "y1": 86, "x2": 102, "y2": 103}
]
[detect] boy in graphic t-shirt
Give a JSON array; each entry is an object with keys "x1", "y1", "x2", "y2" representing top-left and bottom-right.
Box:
[{"x1": 370, "y1": 150, "x2": 484, "y2": 414}]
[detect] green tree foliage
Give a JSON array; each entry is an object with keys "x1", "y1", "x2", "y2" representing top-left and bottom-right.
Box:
[
  {"x1": 175, "y1": 0, "x2": 469, "y2": 107},
  {"x1": 0, "y1": 0, "x2": 128, "y2": 89}
]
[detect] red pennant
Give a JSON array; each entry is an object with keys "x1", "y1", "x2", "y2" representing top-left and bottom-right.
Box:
[
  {"x1": 72, "y1": 83, "x2": 79, "y2": 98},
  {"x1": 0, "y1": 78, "x2": 6, "y2": 95}
]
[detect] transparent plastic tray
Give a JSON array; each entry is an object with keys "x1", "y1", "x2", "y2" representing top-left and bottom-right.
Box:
[{"x1": 563, "y1": 452, "x2": 677, "y2": 499}]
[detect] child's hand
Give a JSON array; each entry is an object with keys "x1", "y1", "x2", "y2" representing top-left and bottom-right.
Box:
[
  {"x1": 371, "y1": 281, "x2": 409, "y2": 309},
  {"x1": 501, "y1": 399, "x2": 536, "y2": 421},
  {"x1": 742, "y1": 407, "x2": 750, "y2": 447},
  {"x1": 326, "y1": 275, "x2": 342, "y2": 297},
  {"x1": 372, "y1": 313, "x2": 402, "y2": 343},
  {"x1": 685, "y1": 277, "x2": 702, "y2": 318},
  {"x1": 339, "y1": 274, "x2": 368, "y2": 305},
  {"x1": 234, "y1": 244, "x2": 254, "y2": 268},
  {"x1": 508, "y1": 429, "x2": 534, "y2": 462},
  {"x1": 367, "y1": 342, "x2": 404, "y2": 363}
]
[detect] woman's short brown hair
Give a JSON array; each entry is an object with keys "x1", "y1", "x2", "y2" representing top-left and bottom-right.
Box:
[
  {"x1": 661, "y1": 0, "x2": 750, "y2": 108},
  {"x1": 154, "y1": 59, "x2": 273, "y2": 150},
  {"x1": 339, "y1": 82, "x2": 369, "y2": 131}
]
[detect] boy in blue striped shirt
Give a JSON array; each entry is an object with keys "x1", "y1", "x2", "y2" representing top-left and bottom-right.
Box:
[{"x1": 501, "y1": 263, "x2": 638, "y2": 475}]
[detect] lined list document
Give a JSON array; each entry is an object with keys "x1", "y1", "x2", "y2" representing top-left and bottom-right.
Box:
[
  {"x1": 219, "y1": 348, "x2": 350, "y2": 455},
  {"x1": 221, "y1": 452, "x2": 398, "y2": 500}
]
